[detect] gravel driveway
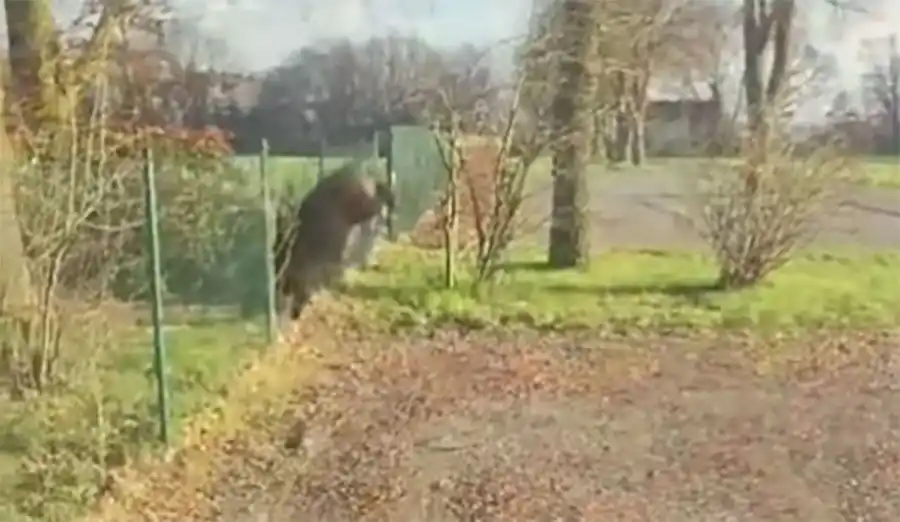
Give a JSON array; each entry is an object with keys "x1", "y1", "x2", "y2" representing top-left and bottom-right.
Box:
[{"x1": 521, "y1": 171, "x2": 900, "y2": 249}]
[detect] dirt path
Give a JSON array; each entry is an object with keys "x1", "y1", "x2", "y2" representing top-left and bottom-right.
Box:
[
  {"x1": 522, "y1": 172, "x2": 900, "y2": 249},
  {"x1": 138, "y1": 328, "x2": 900, "y2": 521}
]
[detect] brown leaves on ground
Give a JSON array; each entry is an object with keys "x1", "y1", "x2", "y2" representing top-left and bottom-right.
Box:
[
  {"x1": 93, "y1": 325, "x2": 900, "y2": 522},
  {"x1": 195, "y1": 328, "x2": 900, "y2": 522},
  {"x1": 409, "y1": 141, "x2": 503, "y2": 250}
]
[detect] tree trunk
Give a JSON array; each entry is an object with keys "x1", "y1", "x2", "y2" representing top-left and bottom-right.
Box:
[
  {"x1": 591, "y1": 111, "x2": 606, "y2": 160},
  {"x1": 0, "y1": 85, "x2": 35, "y2": 398},
  {"x1": 890, "y1": 35, "x2": 900, "y2": 155},
  {"x1": 629, "y1": 74, "x2": 648, "y2": 166},
  {"x1": 741, "y1": 0, "x2": 794, "y2": 189},
  {"x1": 5, "y1": 0, "x2": 62, "y2": 126},
  {"x1": 1, "y1": 0, "x2": 59, "y2": 395},
  {"x1": 742, "y1": 0, "x2": 794, "y2": 138},
  {"x1": 630, "y1": 114, "x2": 645, "y2": 166},
  {"x1": 613, "y1": 108, "x2": 631, "y2": 163},
  {"x1": 547, "y1": 0, "x2": 596, "y2": 268},
  {"x1": 892, "y1": 107, "x2": 900, "y2": 155},
  {"x1": 742, "y1": 0, "x2": 765, "y2": 135}
]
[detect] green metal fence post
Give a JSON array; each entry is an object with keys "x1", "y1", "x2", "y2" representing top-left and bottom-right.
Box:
[
  {"x1": 260, "y1": 139, "x2": 278, "y2": 344},
  {"x1": 142, "y1": 146, "x2": 170, "y2": 446}
]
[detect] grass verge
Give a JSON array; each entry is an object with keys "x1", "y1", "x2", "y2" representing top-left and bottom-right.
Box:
[
  {"x1": 236, "y1": 155, "x2": 899, "y2": 192},
  {"x1": 521, "y1": 156, "x2": 900, "y2": 189},
  {"x1": 0, "y1": 317, "x2": 270, "y2": 522},
  {"x1": 346, "y1": 245, "x2": 900, "y2": 332},
  {"x1": 84, "y1": 299, "x2": 348, "y2": 522}
]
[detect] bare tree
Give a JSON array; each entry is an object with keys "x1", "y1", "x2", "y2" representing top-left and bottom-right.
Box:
[
  {"x1": 250, "y1": 35, "x2": 480, "y2": 154},
  {"x1": 0, "y1": 0, "x2": 236, "y2": 395},
  {"x1": 818, "y1": 90, "x2": 875, "y2": 153},
  {"x1": 160, "y1": 13, "x2": 233, "y2": 70},
  {"x1": 859, "y1": 34, "x2": 900, "y2": 154},
  {"x1": 695, "y1": 0, "x2": 851, "y2": 289},
  {"x1": 523, "y1": 0, "x2": 729, "y2": 165},
  {"x1": 414, "y1": 41, "x2": 508, "y2": 287},
  {"x1": 420, "y1": 42, "x2": 547, "y2": 290},
  {"x1": 607, "y1": 0, "x2": 729, "y2": 164},
  {"x1": 742, "y1": 0, "x2": 795, "y2": 140}
]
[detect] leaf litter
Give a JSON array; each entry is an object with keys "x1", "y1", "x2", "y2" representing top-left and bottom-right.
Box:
[{"x1": 117, "y1": 327, "x2": 900, "y2": 521}]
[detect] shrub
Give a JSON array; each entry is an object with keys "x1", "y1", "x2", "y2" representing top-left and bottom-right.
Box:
[{"x1": 695, "y1": 137, "x2": 853, "y2": 288}]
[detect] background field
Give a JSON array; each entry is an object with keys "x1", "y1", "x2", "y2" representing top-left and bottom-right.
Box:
[{"x1": 233, "y1": 154, "x2": 900, "y2": 248}]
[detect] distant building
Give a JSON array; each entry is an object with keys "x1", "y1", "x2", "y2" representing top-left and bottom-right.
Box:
[{"x1": 644, "y1": 80, "x2": 723, "y2": 156}]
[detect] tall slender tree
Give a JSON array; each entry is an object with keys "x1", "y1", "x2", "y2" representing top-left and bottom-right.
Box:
[
  {"x1": 742, "y1": 0, "x2": 795, "y2": 137},
  {"x1": 859, "y1": 34, "x2": 900, "y2": 155}
]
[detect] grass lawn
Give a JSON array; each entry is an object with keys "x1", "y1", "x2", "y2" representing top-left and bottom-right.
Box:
[
  {"x1": 346, "y1": 245, "x2": 900, "y2": 332},
  {"x1": 234, "y1": 155, "x2": 900, "y2": 199},
  {"x1": 526, "y1": 156, "x2": 900, "y2": 188},
  {"x1": 648, "y1": 156, "x2": 900, "y2": 188},
  {"x1": 232, "y1": 155, "x2": 387, "y2": 200},
  {"x1": 857, "y1": 156, "x2": 900, "y2": 188},
  {"x1": 0, "y1": 317, "x2": 269, "y2": 522}
]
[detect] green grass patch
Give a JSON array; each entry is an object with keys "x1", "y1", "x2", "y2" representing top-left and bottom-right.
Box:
[
  {"x1": 0, "y1": 318, "x2": 268, "y2": 522},
  {"x1": 347, "y1": 246, "x2": 900, "y2": 331},
  {"x1": 522, "y1": 156, "x2": 900, "y2": 189},
  {"x1": 232, "y1": 155, "x2": 388, "y2": 199},
  {"x1": 229, "y1": 154, "x2": 898, "y2": 193},
  {"x1": 857, "y1": 157, "x2": 900, "y2": 188}
]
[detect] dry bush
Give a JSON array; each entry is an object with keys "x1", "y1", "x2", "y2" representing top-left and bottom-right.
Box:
[
  {"x1": 695, "y1": 134, "x2": 853, "y2": 289},
  {"x1": 406, "y1": 37, "x2": 550, "y2": 290},
  {"x1": 2, "y1": 113, "x2": 234, "y2": 396},
  {"x1": 409, "y1": 138, "x2": 503, "y2": 250},
  {"x1": 411, "y1": 98, "x2": 547, "y2": 290},
  {"x1": 0, "y1": 0, "x2": 240, "y2": 397},
  {"x1": 0, "y1": 10, "x2": 251, "y2": 519},
  {"x1": 409, "y1": 133, "x2": 542, "y2": 290},
  {"x1": 1, "y1": 124, "x2": 243, "y2": 522},
  {"x1": 1, "y1": 115, "x2": 239, "y2": 522}
]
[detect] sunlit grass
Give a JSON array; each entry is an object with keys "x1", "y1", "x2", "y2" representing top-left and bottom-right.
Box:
[
  {"x1": 347, "y1": 245, "x2": 900, "y2": 332},
  {"x1": 0, "y1": 319, "x2": 268, "y2": 521},
  {"x1": 242, "y1": 154, "x2": 900, "y2": 190}
]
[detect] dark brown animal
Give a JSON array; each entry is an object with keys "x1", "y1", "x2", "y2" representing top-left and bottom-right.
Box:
[{"x1": 274, "y1": 164, "x2": 393, "y2": 319}]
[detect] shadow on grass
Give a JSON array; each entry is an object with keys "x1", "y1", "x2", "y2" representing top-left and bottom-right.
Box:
[
  {"x1": 496, "y1": 260, "x2": 570, "y2": 273},
  {"x1": 341, "y1": 278, "x2": 727, "y2": 307},
  {"x1": 497, "y1": 261, "x2": 596, "y2": 274},
  {"x1": 544, "y1": 280, "x2": 725, "y2": 299},
  {"x1": 339, "y1": 283, "x2": 425, "y2": 304},
  {"x1": 497, "y1": 250, "x2": 687, "y2": 274}
]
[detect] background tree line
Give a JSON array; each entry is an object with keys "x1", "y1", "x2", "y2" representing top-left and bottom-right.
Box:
[
  {"x1": 156, "y1": 1, "x2": 900, "y2": 161},
  {"x1": 187, "y1": 35, "x2": 503, "y2": 155}
]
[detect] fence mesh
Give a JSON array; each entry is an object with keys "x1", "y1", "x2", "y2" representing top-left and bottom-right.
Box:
[
  {"x1": 389, "y1": 125, "x2": 449, "y2": 235},
  {"x1": 91, "y1": 155, "x2": 275, "y2": 433},
  {"x1": 156, "y1": 160, "x2": 269, "y2": 320},
  {"x1": 0, "y1": 119, "x2": 460, "y2": 521}
]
